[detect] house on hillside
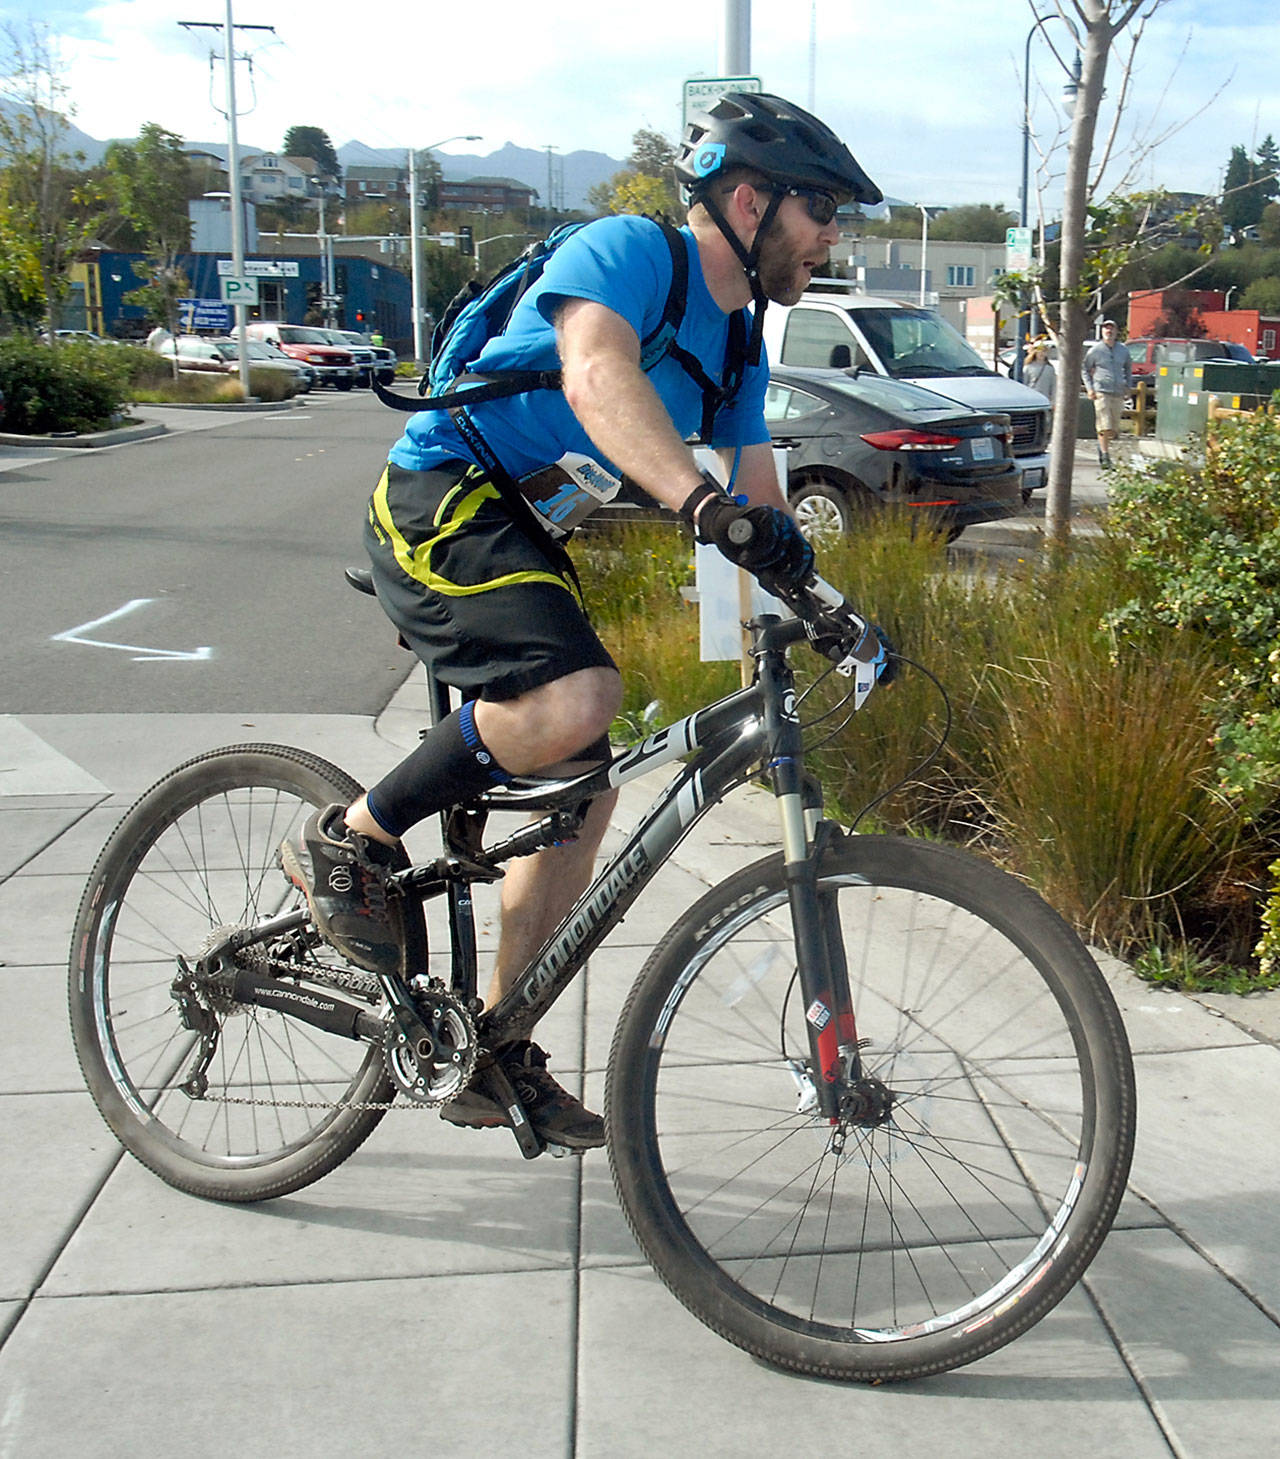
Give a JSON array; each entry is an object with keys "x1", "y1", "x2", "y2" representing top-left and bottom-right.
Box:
[
  {"x1": 437, "y1": 176, "x2": 537, "y2": 213},
  {"x1": 343, "y1": 164, "x2": 408, "y2": 204},
  {"x1": 239, "y1": 152, "x2": 323, "y2": 207}
]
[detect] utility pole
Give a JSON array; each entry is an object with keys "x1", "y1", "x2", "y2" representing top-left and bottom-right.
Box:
[
  {"x1": 409, "y1": 148, "x2": 424, "y2": 363},
  {"x1": 179, "y1": 9, "x2": 274, "y2": 399},
  {"x1": 408, "y1": 135, "x2": 482, "y2": 365},
  {"x1": 722, "y1": 0, "x2": 750, "y2": 73}
]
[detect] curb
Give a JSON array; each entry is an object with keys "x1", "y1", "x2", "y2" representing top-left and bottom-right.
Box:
[
  {"x1": 962, "y1": 515, "x2": 1104, "y2": 548},
  {"x1": 0, "y1": 421, "x2": 167, "y2": 449},
  {"x1": 137, "y1": 398, "x2": 301, "y2": 414}
]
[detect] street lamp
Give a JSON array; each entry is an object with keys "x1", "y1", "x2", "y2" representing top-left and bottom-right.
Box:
[
  {"x1": 918, "y1": 204, "x2": 930, "y2": 307},
  {"x1": 409, "y1": 134, "x2": 482, "y2": 365},
  {"x1": 1015, "y1": 13, "x2": 1081, "y2": 381}
]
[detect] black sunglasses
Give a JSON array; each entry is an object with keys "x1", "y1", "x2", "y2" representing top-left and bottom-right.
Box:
[{"x1": 778, "y1": 186, "x2": 840, "y2": 225}]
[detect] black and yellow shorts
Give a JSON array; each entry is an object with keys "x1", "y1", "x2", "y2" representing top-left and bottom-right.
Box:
[{"x1": 364, "y1": 460, "x2": 617, "y2": 703}]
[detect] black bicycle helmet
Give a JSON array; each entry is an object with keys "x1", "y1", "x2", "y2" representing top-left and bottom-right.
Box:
[{"x1": 675, "y1": 92, "x2": 882, "y2": 206}]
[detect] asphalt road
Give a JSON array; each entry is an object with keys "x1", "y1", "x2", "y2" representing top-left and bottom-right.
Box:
[{"x1": 0, "y1": 391, "x2": 418, "y2": 714}]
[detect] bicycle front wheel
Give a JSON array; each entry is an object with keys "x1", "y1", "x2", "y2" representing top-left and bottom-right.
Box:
[
  {"x1": 69, "y1": 744, "x2": 425, "y2": 1203},
  {"x1": 606, "y1": 834, "x2": 1135, "y2": 1382}
]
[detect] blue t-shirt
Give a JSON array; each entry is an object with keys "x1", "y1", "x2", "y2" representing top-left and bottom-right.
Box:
[{"x1": 387, "y1": 214, "x2": 770, "y2": 479}]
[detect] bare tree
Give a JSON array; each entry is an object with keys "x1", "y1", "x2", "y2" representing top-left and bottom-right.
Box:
[
  {"x1": 0, "y1": 20, "x2": 105, "y2": 338},
  {"x1": 1038, "y1": 1, "x2": 1175, "y2": 544}
]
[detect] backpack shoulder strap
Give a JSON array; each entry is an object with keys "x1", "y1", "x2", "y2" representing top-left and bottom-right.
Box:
[
  {"x1": 637, "y1": 219, "x2": 689, "y2": 370},
  {"x1": 634, "y1": 217, "x2": 749, "y2": 441}
]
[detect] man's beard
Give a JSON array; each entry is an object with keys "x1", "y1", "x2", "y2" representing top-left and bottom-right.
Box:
[{"x1": 756, "y1": 233, "x2": 822, "y2": 306}]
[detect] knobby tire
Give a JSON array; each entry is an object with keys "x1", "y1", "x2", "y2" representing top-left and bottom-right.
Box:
[
  {"x1": 605, "y1": 834, "x2": 1135, "y2": 1382},
  {"x1": 68, "y1": 744, "x2": 425, "y2": 1203}
]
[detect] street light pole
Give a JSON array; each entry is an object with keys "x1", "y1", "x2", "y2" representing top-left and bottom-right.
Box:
[
  {"x1": 1016, "y1": 14, "x2": 1081, "y2": 381},
  {"x1": 918, "y1": 204, "x2": 929, "y2": 307},
  {"x1": 408, "y1": 134, "x2": 482, "y2": 366},
  {"x1": 223, "y1": 0, "x2": 250, "y2": 397}
]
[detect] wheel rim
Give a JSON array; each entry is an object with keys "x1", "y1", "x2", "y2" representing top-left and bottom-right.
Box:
[
  {"x1": 793, "y1": 491, "x2": 847, "y2": 541},
  {"x1": 638, "y1": 874, "x2": 1098, "y2": 1345},
  {"x1": 83, "y1": 777, "x2": 386, "y2": 1169}
]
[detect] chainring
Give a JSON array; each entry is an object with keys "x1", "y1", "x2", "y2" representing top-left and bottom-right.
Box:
[{"x1": 383, "y1": 980, "x2": 478, "y2": 1106}]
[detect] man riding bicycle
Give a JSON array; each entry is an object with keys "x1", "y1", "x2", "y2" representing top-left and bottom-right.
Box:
[{"x1": 282, "y1": 93, "x2": 882, "y2": 1150}]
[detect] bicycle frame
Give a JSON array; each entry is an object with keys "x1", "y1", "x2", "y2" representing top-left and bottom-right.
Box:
[{"x1": 407, "y1": 608, "x2": 856, "y2": 1119}]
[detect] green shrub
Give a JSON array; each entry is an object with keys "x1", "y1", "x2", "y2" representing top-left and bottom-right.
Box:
[
  {"x1": 577, "y1": 521, "x2": 738, "y2": 731},
  {"x1": 0, "y1": 335, "x2": 131, "y2": 433},
  {"x1": 575, "y1": 507, "x2": 1268, "y2": 986}
]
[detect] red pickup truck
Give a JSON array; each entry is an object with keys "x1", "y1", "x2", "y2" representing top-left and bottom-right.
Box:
[{"x1": 244, "y1": 322, "x2": 358, "y2": 390}]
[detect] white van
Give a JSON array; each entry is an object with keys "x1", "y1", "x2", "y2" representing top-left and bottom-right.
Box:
[{"x1": 761, "y1": 285, "x2": 1052, "y2": 492}]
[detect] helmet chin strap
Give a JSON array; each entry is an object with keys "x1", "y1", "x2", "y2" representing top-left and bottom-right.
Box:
[{"x1": 699, "y1": 186, "x2": 785, "y2": 366}]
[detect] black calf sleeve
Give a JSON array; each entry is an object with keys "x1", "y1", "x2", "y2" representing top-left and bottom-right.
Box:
[{"x1": 365, "y1": 701, "x2": 513, "y2": 838}]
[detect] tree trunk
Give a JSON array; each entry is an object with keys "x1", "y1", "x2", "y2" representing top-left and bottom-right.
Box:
[{"x1": 1045, "y1": 6, "x2": 1118, "y2": 546}]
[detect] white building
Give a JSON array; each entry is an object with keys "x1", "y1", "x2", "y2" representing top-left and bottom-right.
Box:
[{"x1": 832, "y1": 234, "x2": 1009, "y2": 331}]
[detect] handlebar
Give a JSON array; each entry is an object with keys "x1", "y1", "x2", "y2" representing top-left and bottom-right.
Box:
[{"x1": 760, "y1": 572, "x2": 895, "y2": 711}]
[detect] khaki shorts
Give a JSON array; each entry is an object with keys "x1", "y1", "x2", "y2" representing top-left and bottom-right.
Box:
[{"x1": 1094, "y1": 393, "x2": 1124, "y2": 434}]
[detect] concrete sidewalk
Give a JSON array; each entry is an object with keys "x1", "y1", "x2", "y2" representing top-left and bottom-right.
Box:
[{"x1": 3, "y1": 662, "x2": 1280, "y2": 1459}]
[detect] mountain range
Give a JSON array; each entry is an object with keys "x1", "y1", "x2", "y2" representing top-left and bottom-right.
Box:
[
  {"x1": 0, "y1": 105, "x2": 625, "y2": 213},
  {"x1": 337, "y1": 139, "x2": 623, "y2": 213}
]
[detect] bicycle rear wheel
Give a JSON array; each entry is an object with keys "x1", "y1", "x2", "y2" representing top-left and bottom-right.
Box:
[
  {"x1": 606, "y1": 834, "x2": 1135, "y2": 1382},
  {"x1": 69, "y1": 744, "x2": 425, "y2": 1203}
]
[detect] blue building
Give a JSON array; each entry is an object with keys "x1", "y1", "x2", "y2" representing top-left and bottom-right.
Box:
[{"x1": 74, "y1": 246, "x2": 413, "y2": 354}]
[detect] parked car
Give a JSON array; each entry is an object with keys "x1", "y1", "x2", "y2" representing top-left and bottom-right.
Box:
[
  {"x1": 316, "y1": 329, "x2": 397, "y2": 386},
  {"x1": 236, "y1": 338, "x2": 317, "y2": 391},
  {"x1": 38, "y1": 329, "x2": 116, "y2": 345},
  {"x1": 322, "y1": 329, "x2": 398, "y2": 384},
  {"x1": 153, "y1": 335, "x2": 311, "y2": 393},
  {"x1": 316, "y1": 328, "x2": 376, "y2": 386},
  {"x1": 242, "y1": 322, "x2": 357, "y2": 390},
  {"x1": 761, "y1": 284, "x2": 1052, "y2": 493},
  {"x1": 1126, "y1": 337, "x2": 1255, "y2": 377},
  {"x1": 763, "y1": 365, "x2": 1022, "y2": 540}
]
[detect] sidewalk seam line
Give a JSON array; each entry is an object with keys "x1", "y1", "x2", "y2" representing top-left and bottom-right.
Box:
[
  {"x1": 0, "y1": 1142, "x2": 128, "y2": 1357},
  {"x1": 1080, "y1": 1270, "x2": 1186, "y2": 1459}
]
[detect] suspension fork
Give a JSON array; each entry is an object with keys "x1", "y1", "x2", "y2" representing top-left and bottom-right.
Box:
[{"x1": 757, "y1": 636, "x2": 856, "y2": 1120}]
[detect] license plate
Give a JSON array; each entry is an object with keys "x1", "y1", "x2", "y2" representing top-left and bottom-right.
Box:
[{"x1": 971, "y1": 437, "x2": 995, "y2": 460}]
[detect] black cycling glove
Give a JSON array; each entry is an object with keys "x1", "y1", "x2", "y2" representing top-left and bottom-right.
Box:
[{"x1": 680, "y1": 476, "x2": 814, "y2": 592}]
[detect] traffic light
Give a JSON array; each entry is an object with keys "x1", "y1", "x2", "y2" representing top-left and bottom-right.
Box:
[{"x1": 459, "y1": 225, "x2": 474, "y2": 257}]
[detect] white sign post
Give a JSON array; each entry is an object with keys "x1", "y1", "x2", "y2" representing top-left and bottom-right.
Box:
[{"x1": 219, "y1": 276, "x2": 260, "y2": 306}]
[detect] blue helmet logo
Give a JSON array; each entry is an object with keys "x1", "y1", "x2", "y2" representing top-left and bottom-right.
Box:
[{"x1": 693, "y1": 142, "x2": 726, "y2": 176}]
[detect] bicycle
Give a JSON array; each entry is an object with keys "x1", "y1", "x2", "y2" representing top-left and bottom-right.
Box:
[{"x1": 68, "y1": 568, "x2": 1136, "y2": 1383}]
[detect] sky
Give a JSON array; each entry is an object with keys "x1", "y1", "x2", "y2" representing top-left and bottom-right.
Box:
[{"x1": 3, "y1": 0, "x2": 1279, "y2": 213}]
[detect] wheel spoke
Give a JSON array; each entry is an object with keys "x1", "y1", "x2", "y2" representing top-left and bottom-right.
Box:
[
  {"x1": 69, "y1": 747, "x2": 413, "y2": 1199},
  {"x1": 608, "y1": 836, "x2": 1133, "y2": 1379}
]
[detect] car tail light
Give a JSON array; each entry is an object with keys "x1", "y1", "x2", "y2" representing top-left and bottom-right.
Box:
[{"x1": 860, "y1": 429, "x2": 965, "y2": 451}]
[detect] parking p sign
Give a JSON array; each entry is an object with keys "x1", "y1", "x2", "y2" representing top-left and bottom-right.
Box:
[{"x1": 219, "y1": 275, "x2": 260, "y2": 306}]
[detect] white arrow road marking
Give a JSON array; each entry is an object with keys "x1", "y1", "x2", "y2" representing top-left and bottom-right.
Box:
[{"x1": 52, "y1": 599, "x2": 213, "y2": 661}]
